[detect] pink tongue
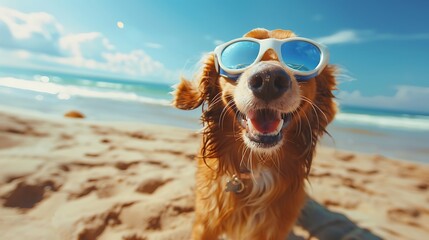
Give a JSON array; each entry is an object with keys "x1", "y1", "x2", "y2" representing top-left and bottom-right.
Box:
[{"x1": 248, "y1": 110, "x2": 281, "y2": 134}]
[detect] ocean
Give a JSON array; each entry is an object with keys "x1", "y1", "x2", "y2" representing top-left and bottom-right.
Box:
[{"x1": 0, "y1": 67, "x2": 428, "y2": 163}]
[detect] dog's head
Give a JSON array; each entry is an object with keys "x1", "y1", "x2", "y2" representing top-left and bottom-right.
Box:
[{"x1": 173, "y1": 28, "x2": 336, "y2": 173}]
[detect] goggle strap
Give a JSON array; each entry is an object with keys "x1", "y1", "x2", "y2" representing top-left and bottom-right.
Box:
[{"x1": 213, "y1": 53, "x2": 219, "y2": 73}]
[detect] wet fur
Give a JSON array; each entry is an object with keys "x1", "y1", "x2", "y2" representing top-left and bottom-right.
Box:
[{"x1": 173, "y1": 28, "x2": 337, "y2": 240}]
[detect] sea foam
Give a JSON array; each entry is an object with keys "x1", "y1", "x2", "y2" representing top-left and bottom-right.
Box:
[
  {"x1": 336, "y1": 112, "x2": 429, "y2": 131},
  {"x1": 0, "y1": 77, "x2": 171, "y2": 106}
]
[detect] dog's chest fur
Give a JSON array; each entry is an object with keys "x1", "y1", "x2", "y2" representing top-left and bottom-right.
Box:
[{"x1": 200, "y1": 166, "x2": 289, "y2": 239}]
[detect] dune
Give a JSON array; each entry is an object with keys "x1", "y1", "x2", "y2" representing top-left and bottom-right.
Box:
[{"x1": 0, "y1": 107, "x2": 428, "y2": 240}]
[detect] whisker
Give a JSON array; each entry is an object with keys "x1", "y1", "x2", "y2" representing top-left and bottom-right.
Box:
[
  {"x1": 219, "y1": 99, "x2": 234, "y2": 131},
  {"x1": 290, "y1": 109, "x2": 301, "y2": 138},
  {"x1": 240, "y1": 143, "x2": 250, "y2": 171},
  {"x1": 300, "y1": 97, "x2": 320, "y2": 134},
  {"x1": 210, "y1": 91, "x2": 223, "y2": 105},
  {"x1": 301, "y1": 96, "x2": 328, "y2": 123},
  {"x1": 271, "y1": 147, "x2": 281, "y2": 177},
  {"x1": 300, "y1": 109, "x2": 313, "y2": 159},
  {"x1": 249, "y1": 148, "x2": 256, "y2": 183},
  {"x1": 218, "y1": 104, "x2": 228, "y2": 131},
  {"x1": 230, "y1": 101, "x2": 241, "y2": 137}
]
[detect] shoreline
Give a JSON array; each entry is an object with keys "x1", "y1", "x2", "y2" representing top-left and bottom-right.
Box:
[
  {"x1": 0, "y1": 102, "x2": 427, "y2": 164},
  {"x1": 0, "y1": 106, "x2": 428, "y2": 239}
]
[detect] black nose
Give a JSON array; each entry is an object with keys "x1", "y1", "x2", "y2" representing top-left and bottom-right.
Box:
[{"x1": 248, "y1": 64, "x2": 291, "y2": 102}]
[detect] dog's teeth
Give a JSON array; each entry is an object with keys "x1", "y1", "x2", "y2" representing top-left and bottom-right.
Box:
[
  {"x1": 246, "y1": 117, "x2": 255, "y2": 134},
  {"x1": 240, "y1": 117, "x2": 247, "y2": 127},
  {"x1": 275, "y1": 119, "x2": 284, "y2": 134}
]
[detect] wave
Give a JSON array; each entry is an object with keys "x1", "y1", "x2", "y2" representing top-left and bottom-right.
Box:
[
  {"x1": 2, "y1": 76, "x2": 429, "y2": 131},
  {"x1": 335, "y1": 112, "x2": 429, "y2": 131},
  {"x1": 0, "y1": 77, "x2": 171, "y2": 106}
]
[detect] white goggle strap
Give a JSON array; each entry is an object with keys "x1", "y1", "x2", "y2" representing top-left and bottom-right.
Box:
[{"x1": 213, "y1": 52, "x2": 219, "y2": 74}]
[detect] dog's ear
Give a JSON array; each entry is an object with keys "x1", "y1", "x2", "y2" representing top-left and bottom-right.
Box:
[
  {"x1": 299, "y1": 65, "x2": 337, "y2": 176},
  {"x1": 172, "y1": 54, "x2": 218, "y2": 110},
  {"x1": 313, "y1": 65, "x2": 337, "y2": 130}
]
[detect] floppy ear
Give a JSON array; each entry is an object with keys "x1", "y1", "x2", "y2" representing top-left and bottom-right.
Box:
[
  {"x1": 313, "y1": 65, "x2": 337, "y2": 131},
  {"x1": 172, "y1": 54, "x2": 218, "y2": 110},
  {"x1": 299, "y1": 65, "x2": 337, "y2": 176}
]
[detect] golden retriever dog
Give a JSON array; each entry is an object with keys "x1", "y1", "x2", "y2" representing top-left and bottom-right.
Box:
[{"x1": 173, "y1": 28, "x2": 336, "y2": 239}]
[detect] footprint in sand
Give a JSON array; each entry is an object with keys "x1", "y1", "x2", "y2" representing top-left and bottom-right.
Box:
[
  {"x1": 119, "y1": 198, "x2": 194, "y2": 238},
  {"x1": 143, "y1": 160, "x2": 169, "y2": 169},
  {"x1": 114, "y1": 161, "x2": 141, "y2": 171},
  {"x1": 416, "y1": 182, "x2": 428, "y2": 191},
  {"x1": 68, "y1": 176, "x2": 121, "y2": 200},
  {"x1": 100, "y1": 138, "x2": 111, "y2": 144},
  {"x1": 2, "y1": 180, "x2": 59, "y2": 208},
  {"x1": 346, "y1": 167, "x2": 379, "y2": 175},
  {"x1": 341, "y1": 177, "x2": 376, "y2": 196},
  {"x1": 334, "y1": 152, "x2": 356, "y2": 162},
  {"x1": 136, "y1": 178, "x2": 173, "y2": 194},
  {"x1": 122, "y1": 234, "x2": 147, "y2": 240},
  {"x1": 127, "y1": 131, "x2": 154, "y2": 140},
  {"x1": 76, "y1": 202, "x2": 134, "y2": 240},
  {"x1": 387, "y1": 207, "x2": 429, "y2": 229}
]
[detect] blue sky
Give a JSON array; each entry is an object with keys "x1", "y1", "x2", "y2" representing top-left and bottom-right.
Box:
[{"x1": 0, "y1": 0, "x2": 429, "y2": 113}]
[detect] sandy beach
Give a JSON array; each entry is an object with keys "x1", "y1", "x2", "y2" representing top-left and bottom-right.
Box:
[{"x1": 0, "y1": 108, "x2": 428, "y2": 240}]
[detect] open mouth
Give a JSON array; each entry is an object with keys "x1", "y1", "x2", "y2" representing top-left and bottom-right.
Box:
[{"x1": 237, "y1": 109, "x2": 292, "y2": 149}]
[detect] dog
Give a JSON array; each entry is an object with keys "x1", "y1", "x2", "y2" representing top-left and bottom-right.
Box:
[{"x1": 173, "y1": 28, "x2": 336, "y2": 240}]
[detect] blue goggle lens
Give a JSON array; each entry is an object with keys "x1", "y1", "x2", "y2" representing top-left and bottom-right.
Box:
[
  {"x1": 281, "y1": 41, "x2": 321, "y2": 72},
  {"x1": 219, "y1": 40, "x2": 322, "y2": 74},
  {"x1": 221, "y1": 41, "x2": 260, "y2": 70}
]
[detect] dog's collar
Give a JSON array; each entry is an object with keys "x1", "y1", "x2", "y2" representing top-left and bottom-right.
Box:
[
  {"x1": 225, "y1": 166, "x2": 252, "y2": 194},
  {"x1": 225, "y1": 174, "x2": 245, "y2": 193}
]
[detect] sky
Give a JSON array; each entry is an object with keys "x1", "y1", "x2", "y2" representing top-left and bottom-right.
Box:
[{"x1": 0, "y1": 0, "x2": 428, "y2": 114}]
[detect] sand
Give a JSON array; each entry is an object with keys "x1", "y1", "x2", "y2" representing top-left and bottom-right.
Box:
[{"x1": 0, "y1": 108, "x2": 428, "y2": 240}]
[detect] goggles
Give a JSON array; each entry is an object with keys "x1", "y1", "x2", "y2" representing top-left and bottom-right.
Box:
[{"x1": 213, "y1": 37, "x2": 329, "y2": 81}]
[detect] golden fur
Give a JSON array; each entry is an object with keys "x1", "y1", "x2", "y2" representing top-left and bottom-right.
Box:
[{"x1": 173, "y1": 28, "x2": 337, "y2": 239}]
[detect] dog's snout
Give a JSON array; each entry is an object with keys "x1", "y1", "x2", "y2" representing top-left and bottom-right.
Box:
[{"x1": 248, "y1": 64, "x2": 291, "y2": 102}]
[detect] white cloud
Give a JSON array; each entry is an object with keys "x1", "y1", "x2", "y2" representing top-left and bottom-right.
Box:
[
  {"x1": 0, "y1": 7, "x2": 63, "y2": 55},
  {"x1": 213, "y1": 39, "x2": 224, "y2": 46},
  {"x1": 60, "y1": 32, "x2": 115, "y2": 61},
  {"x1": 0, "y1": 7, "x2": 175, "y2": 83},
  {"x1": 144, "y1": 42, "x2": 163, "y2": 49},
  {"x1": 204, "y1": 35, "x2": 224, "y2": 46},
  {"x1": 337, "y1": 85, "x2": 429, "y2": 114},
  {"x1": 317, "y1": 29, "x2": 429, "y2": 45},
  {"x1": 102, "y1": 50, "x2": 164, "y2": 76},
  {"x1": 315, "y1": 30, "x2": 362, "y2": 45}
]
